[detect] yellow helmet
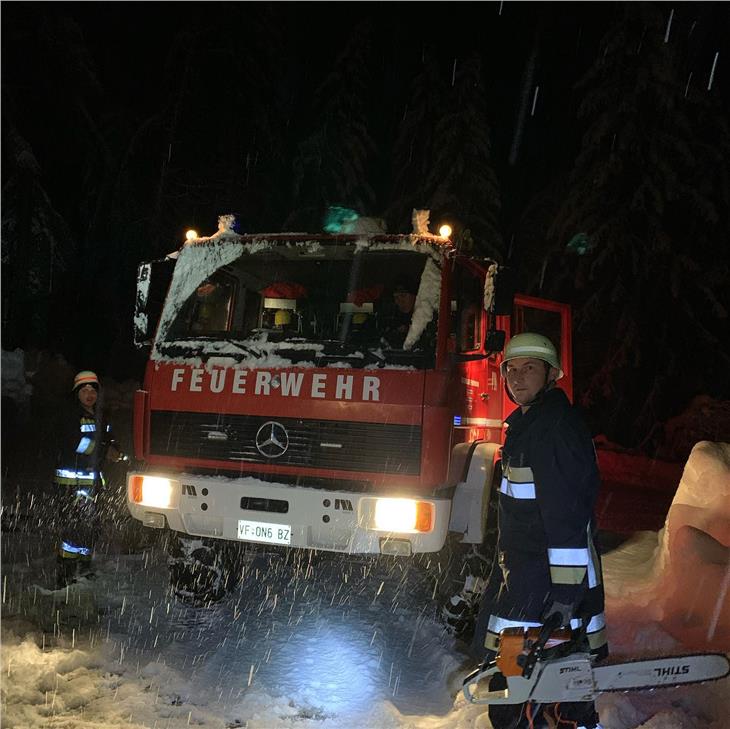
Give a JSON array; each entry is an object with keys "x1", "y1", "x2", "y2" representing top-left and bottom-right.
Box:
[
  {"x1": 500, "y1": 332, "x2": 563, "y2": 379},
  {"x1": 274, "y1": 309, "x2": 292, "y2": 327}
]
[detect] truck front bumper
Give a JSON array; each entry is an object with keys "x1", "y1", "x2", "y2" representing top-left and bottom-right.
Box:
[{"x1": 126, "y1": 471, "x2": 451, "y2": 555}]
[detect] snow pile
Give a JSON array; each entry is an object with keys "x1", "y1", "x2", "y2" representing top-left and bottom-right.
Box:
[
  {"x1": 602, "y1": 440, "x2": 730, "y2": 651},
  {"x1": 1, "y1": 348, "x2": 32, "y2": 409},
  {"x1": 659, "y1": 441, "x2": 730, "y2": 648},
  {"x1": 1, "y1": 633, "x2": 234, "y2": 729}
]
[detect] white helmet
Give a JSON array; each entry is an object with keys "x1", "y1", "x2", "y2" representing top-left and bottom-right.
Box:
[{"x1": 500, "y1": 332, "x2": 564, "y2": 379}]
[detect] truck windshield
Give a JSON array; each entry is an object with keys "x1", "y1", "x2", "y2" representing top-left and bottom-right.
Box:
[{"x1": 159, "y1": 242, "x2": 442, "y2": 368}]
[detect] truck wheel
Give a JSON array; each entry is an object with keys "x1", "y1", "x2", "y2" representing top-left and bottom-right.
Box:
[{"x1": 166, "y1": 534, "x2": 237, "y2": 605}]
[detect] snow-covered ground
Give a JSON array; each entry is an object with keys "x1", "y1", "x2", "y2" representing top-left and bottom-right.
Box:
[{"x1": 2, "y1": 427, "x2": 729, "y2": 727}]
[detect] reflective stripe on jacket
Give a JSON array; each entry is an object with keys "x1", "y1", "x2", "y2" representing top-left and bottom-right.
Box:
[
  {"x1": 56, "y1": 405, "x2": 116, "y2": 485},
  {"x1": 54, "y1": 468, "x2": 97, "y2": 487}
]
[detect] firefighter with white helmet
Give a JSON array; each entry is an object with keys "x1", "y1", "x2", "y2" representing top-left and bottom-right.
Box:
[
  {"x1": 500, "y1": 331, "x2": 564, "y2": 391},
  {"x1": 477, "y1": 332, "x2": 607, "y2": 729}
]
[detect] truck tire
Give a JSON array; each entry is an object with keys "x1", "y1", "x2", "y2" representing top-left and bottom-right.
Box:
[{"x1": 166, "y1": 533, "x2": 238, "y2": 605}]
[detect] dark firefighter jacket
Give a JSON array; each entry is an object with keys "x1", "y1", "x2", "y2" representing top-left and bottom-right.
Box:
[
  {"x1": 485, "y1": 387, "x2": 608, "y2": 660},
  {"x1": 54, "y1": 404, "x2": 117, "y2": 489}
]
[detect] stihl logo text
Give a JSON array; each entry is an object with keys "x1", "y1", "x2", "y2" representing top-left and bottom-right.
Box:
[
  {"x1": 653, "y1": 665, "x2": 690, "y2": 677},
  {"x1": 559, "y1": 666, "x2": 581, "y2": 674},
  {"x1": 169, "y1": 368, "x2": 381, "y2": 402}
]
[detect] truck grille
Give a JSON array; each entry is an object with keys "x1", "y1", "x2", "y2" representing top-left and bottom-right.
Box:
[{"x1": 149, "y1": 411, "x2": 421, "y2": 475}]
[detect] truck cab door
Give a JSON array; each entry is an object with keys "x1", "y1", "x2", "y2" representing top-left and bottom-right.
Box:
[
  {"x1": 450, "y1": 260, "x2": 503, "y2": 444},
  {"x1": 134, "y1": 257, "x2": 176, "y2": 347}
]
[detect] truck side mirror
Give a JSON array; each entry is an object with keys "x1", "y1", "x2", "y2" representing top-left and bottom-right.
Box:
[
  {"x1": 485, "y1": 329, "x2": 506, "y2": 354},
  {"x1": 134, "y1": 258, "x2": 176, "y2": 347}
]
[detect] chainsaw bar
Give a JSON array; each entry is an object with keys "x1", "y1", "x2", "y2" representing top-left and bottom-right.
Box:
[{"x1": 593, "y1": 652, "x2": 730, "y2": 693}]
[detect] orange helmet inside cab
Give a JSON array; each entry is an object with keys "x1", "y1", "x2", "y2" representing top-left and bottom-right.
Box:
[
  {"x1": 72, "y1": 370, "x2": 99, "y2": 392},
  {"x1": 500, "y1": 333, "x2": 564, "y2": 379}
]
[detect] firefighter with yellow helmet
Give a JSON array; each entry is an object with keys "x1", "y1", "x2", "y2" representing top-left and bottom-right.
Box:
[
  {"x1": 478, "y1": 333, "x2": 607, "y2": 729},
  {"x1": 54, "y1": 371, "x2": 125, "y2": 587}
]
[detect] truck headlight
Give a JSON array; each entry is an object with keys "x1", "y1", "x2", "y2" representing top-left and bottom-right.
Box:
[
  {"x1": 372, "y1": 498, "x2": 433, "y2": 533},
  {"x1": 129, "y1": 475, "x2": 176, "y2": 508}
]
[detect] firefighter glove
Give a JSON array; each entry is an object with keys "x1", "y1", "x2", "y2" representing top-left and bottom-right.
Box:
[{"x1": 542, "y1": 599, "x2": 575, "y2": 628}]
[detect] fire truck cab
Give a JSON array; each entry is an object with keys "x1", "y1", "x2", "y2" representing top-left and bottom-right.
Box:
[{"x1": 128, "y1": 218, "x2": 571, "y2": 564}]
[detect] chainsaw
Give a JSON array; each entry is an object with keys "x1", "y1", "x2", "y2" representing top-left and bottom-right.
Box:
[{"x1": 463, "y1": 616, "x2": 729, "y2": 705}]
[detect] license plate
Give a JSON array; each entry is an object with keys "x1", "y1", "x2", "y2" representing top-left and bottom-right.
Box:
[{"x1": 237, "y1": 519, "x2": 291, "y2": 545}]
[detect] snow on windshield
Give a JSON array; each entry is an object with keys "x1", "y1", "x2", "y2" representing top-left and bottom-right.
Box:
[
  {"x1": 152, "y1": 235, "x2": 447, "y2": 369},
  {"x1": 403, "y1": 257, "x2": 441, "y2": 351}
]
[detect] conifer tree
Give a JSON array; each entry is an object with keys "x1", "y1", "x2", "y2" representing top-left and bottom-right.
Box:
[
  {"x1": 152, "y1": 5, "x2": 293, "y2": 233},
  {"x1": 390, "y1": 53, "x2": 502, "y2": 256},
  {"x1": 547, "y1": 2, "x2": 730, "y2": 446},
  {"x1": 388, "y1": 53, "x2": 447, "y2": 231},
  {"x1": 1, "y1": 117, "x2": 75, "y2": 349},
  {"x1": 429, "y1": 54, "x2": 502, "y2": 257},
  {"x1": 286, "y1": 21, "x2": 377, "y2": 230}
]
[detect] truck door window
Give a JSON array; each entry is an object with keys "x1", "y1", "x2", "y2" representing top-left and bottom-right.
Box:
[
  {"x1": 453, "y1": 265, "x2": 483, "y2": 353},
  {"x1": 173, "y1": 272, "x2": 236, "y2": 335}
]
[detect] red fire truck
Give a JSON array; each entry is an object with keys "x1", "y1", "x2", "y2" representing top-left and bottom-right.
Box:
[{"x1": 128, "y1": 216, "x2": 573, "y2": 599}]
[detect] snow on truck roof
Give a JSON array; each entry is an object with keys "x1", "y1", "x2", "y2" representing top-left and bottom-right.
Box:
[{"x1": 180, "y1": 229, "x2": 453, "y2": 255}]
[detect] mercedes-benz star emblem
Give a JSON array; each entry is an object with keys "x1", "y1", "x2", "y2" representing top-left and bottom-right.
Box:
[{"x1": 255, "y1": 421, "x2": 289, "y2": 458}]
